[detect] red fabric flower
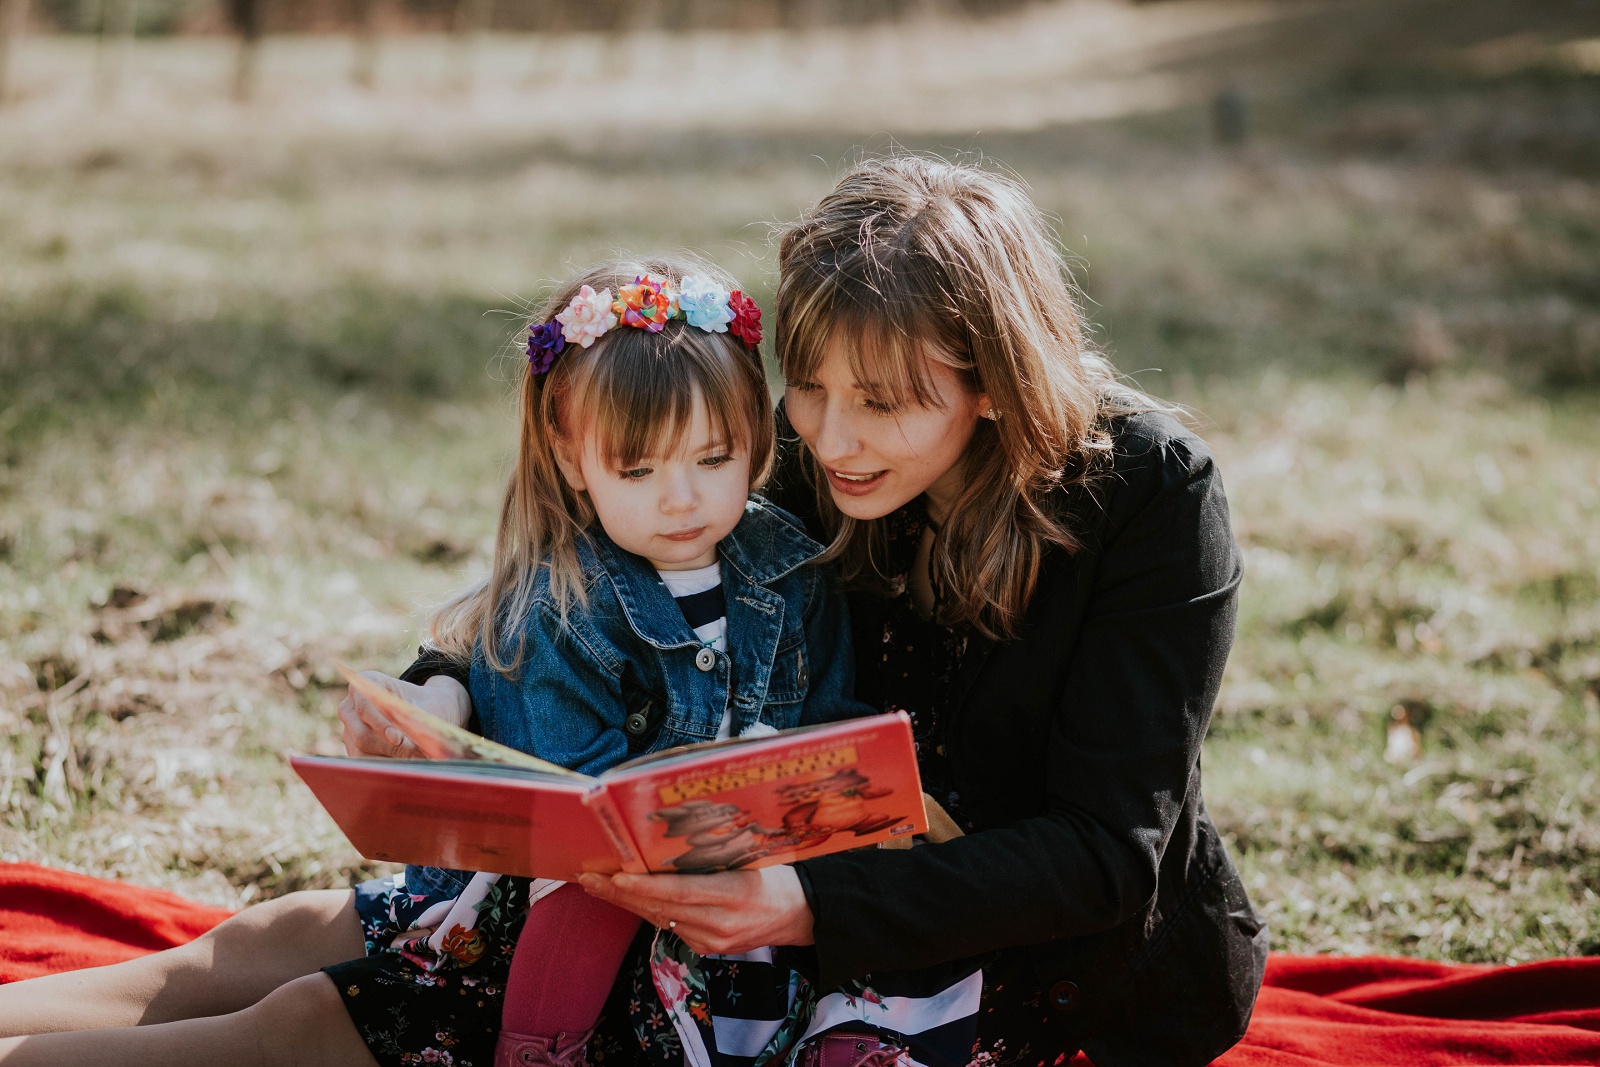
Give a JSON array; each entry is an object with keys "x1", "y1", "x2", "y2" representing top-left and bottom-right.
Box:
[{"x1": 727, "y1": 291, "x2": 763, "y2": 348}]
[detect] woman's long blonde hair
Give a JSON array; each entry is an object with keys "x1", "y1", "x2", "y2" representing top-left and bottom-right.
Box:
[
  {"x1": 776, "y1": 157, "x2": 1157, "y2": 640},
  {"x1": 430, "y1": 256, "x2": 774, "y2": 675}
]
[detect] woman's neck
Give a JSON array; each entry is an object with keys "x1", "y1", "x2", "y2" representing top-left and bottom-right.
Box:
[{"x1": 922, "y1": 462, "x2": 967, "y2": 526}]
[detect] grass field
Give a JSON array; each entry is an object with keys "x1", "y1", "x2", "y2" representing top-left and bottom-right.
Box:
[{"x1": 2, "y1": 2, "x2": 1599, "y2": 959}]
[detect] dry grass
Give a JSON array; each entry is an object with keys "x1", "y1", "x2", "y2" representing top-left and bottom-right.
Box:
[{"x1": 2, "y1": 3, "x2": 1599, "y2": 955}]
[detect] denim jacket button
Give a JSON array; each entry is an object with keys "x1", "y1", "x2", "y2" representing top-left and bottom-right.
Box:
[
  {"x1": 694, "y1": 647, "x2": 716, "y2": 672},
  {"x1": 624, "y1": 712, "x2": 650, "y2": 737},
  {"x1": 1048, "y1": 980, "x2": 1080, "y2": 1014}
]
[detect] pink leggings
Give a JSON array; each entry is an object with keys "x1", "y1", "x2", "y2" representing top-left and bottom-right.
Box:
[{"x1": 503, "y1": 883, "x2": 642, "y2": 1037}]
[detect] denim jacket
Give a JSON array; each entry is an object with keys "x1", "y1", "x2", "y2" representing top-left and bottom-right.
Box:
[{"x1": 406, "y1": 496, "x2": 870, "y2": 898}]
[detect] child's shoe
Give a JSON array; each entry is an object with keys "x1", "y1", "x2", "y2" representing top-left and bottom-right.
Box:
[
  {"x1": 795, "y1": 1030, "x2": 910, "y2": 1067},
  {"x1": 494, "y1": 1029, "x2": 593, "y2": 1067}
]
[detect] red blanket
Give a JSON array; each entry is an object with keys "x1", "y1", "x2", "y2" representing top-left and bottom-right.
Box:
[
  {"x1": 2, "y1": 862, "x2": 1597, "y2": 1065},
  {"x1": 0, "y1": 862, "x2": 233, "y2": 982}
]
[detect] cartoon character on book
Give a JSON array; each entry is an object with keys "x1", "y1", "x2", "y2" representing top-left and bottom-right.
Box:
[
  {"x1": 650, "y1": 800, "x2": 771, "y2": 873},
  {"x1": 650, "y1": 767, "x2": 906, "y2": 871},
  {"x1": 772, "y1": 767, "x2": 904, "y2": 842}
]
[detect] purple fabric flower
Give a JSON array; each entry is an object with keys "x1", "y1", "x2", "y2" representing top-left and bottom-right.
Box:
[{"x1": 526, "y1": 319, "x2": 566, "y2": 375}]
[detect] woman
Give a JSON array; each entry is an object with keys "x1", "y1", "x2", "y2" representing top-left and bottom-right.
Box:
[{"x1": 573, "y1": 157, "x2": 1267, "y2": 1067}]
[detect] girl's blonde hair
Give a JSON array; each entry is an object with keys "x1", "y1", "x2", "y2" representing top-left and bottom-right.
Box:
[
  {"x1": 776, "y1": 156, "x2": 1158, "y2": 640},
  {"x1": 431, "y1": 256, "x2": 774, "y2": 675}
]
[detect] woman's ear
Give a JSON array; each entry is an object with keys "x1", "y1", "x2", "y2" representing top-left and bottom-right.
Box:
[
  {"x1": 975, "y1": 390, "x2": 997, "y2": 422},
  {"x1": 552, "y1": 436, "x2": 588, "y2": 492}
]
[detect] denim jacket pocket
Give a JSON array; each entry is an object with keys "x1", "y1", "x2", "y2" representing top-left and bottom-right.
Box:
[
  {"x1": 762, "y1": 629, "x2": 810, "y2": 720},
  {"x1": 403, "y1": 863, "x2": 473, "y2": 900}
]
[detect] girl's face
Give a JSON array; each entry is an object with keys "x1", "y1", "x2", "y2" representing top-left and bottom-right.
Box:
[
  {"x1": 784, "y1": 333, "x2": 988, "y2": 523},
  {"x1": 556, "y1": 393, "x2": 753, "y2": 571}
]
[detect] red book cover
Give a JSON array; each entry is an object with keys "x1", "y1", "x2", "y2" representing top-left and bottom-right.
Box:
[{"x1": 293, "y1": 670, "x2": 928, "y2": 881}]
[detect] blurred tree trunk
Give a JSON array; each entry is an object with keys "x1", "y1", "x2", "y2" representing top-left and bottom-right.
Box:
[
  {"x1": 94, "y1": 0, "x2": 139, "y2": 106},
  {"x1": 349, "y1": 0, "x2": 379, "y2": 88},
  {"x1": 787, "y1": 0, "x2": 833, "y2": 29},
  {"x1": 227, "y1": 0, "x2": 265, "y2": 101},
  {"x1": 447, "y1": 0, "x2": 494, "y2": 93},
  {"x1": 0, "y1": 0, "x2": 29, "y2": 104},
  {"x1": 605, "y1": 0, "x2": 662, "y2": 76}
]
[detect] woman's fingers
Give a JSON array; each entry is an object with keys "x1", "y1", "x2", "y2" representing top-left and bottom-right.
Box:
[
  {"x1": 580, "y1": 871, "x2": 745, "y2": 909},
  {"x1": 577, "y1": 867, "x2": 814, "y2": 954}
]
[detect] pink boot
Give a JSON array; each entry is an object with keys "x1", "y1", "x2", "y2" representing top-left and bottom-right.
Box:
[{"x1": 494, "y1": 1029, "x2": 594, "y2": 1067}]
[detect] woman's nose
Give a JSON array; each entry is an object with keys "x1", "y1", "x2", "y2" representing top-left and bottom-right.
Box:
[{"x1": 810, "y1": 402, "x2": 862, "y2": 465}]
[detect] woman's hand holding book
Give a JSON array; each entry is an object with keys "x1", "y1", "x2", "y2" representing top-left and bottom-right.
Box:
[{"x1": 578, "y1": 865, "x2": 815, "y2": 955}]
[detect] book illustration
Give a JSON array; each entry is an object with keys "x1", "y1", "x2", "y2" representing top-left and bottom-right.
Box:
[
  {"x1": 650, "y1": 800, "x2": 770, "y2": 872},
  {"x1": 647, "y1": 765, "x2": 909, "y2": 873}
]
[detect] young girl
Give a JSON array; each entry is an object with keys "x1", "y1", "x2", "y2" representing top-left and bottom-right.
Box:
[
  {"x1": 330, "y1": 257, "x2": 867, "y2": 1067},
  {"x1": 0, "y1": 257, "x2": 867, "y2": 1067}
]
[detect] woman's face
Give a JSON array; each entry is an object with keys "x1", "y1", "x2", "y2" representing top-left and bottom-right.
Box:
[{"x1": 784, "y1": 333, "x2": 988, "y2": 522}]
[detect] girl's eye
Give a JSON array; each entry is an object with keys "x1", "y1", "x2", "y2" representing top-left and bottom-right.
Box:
[
  {"x1": 619, "y1": 467, "x2": 652, "y2": 480},
  {"x1": 699, "y1": 454, "x2": 735, "y2": 468}
]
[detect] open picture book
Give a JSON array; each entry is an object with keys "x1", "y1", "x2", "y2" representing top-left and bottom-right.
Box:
[{"x1": 291, "y1": 667, "x2": 928, "y2": 881}]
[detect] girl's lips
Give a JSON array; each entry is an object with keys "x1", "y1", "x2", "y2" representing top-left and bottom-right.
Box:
[
  {"x1": 825, "y1": 468, "x2": 888, "y2": 497},
  {"x1": 662, "y1": 527, "x2": 707, "y2": 542}
]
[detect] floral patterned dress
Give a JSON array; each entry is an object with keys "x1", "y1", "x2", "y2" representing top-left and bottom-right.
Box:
[{"x1": 324, "y1": 870, "x2": 550, "y2": 1067}]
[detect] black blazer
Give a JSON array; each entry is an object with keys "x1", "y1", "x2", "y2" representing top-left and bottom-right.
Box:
[{"x1": 769, "y1": 409, "x2": 1268, "y2": 1067}]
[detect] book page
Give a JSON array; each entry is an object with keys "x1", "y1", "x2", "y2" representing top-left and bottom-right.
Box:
[
  {"x1": 601, "y1": 713, "x2": 927, "y2": 873},
  {"x1": 337, "y1": 663, "x2": 583, "y2": 778}
]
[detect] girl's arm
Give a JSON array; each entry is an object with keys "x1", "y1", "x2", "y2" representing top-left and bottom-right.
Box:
[{"x1": 797, "y1": 563, "x2": 875, "y2": 725}]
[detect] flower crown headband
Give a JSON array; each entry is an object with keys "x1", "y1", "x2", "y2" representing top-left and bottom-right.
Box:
[{"x1": 525, "y1": 273, "x2": 763, "y2": 375}]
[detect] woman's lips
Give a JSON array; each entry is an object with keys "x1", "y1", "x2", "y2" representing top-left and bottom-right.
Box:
[
  {"x1": 825, "y1": 468, "x2": 888, "y2": 496},
  {"x1": 662, "y1": 527, "x2": 707, "y2": 542}
]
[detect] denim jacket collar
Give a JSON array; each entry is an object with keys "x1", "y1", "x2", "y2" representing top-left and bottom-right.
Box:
[{"x1": 580, "y1": 496, "x2": 824, "y2": 651}]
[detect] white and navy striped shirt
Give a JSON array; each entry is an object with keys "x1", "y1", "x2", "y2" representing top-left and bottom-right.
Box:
[{"x1": 657, "y1": 562, "x2": 732, "y2": 740}]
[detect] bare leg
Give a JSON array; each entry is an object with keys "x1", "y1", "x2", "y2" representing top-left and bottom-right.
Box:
[
  {"x1": 0, "y1": 971, "x2": 378, "y2": 1067},
  {"x1": 0, "y1": 888, "x2": 364, "y2": 1037}
]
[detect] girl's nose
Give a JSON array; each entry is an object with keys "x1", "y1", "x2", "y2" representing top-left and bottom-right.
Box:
[{"x1": 660, "y1": 469, "x2": 698, "y2": 513}]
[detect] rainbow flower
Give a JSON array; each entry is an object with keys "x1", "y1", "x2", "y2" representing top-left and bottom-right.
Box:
[{"x1": 614, "y1": 274, "x2": 676, "y2": 333}]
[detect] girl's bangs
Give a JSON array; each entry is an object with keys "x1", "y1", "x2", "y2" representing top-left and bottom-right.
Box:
[{"x1": 568, "y1": 331, "x2": 754, "y2": 468}]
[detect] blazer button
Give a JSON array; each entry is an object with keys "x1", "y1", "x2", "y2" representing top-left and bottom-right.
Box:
[
  {"x1": 624, "y1": 712, "x2": 650, "y2": 737},
  {"x1": 1048, "y1": 980, "x2": 1080, "y2": 1014},
  {"x1": 694, "y1": 647, "x2": 716, "y2": 672}
]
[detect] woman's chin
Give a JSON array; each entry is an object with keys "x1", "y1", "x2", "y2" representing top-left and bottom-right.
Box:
[{"x1": 827, "y1": 482, "x2": 915, "y2": 522}]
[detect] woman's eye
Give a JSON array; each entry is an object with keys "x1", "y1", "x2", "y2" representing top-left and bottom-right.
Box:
[
  {"x1": 862, "y1": 397, "x2": 899, "y2": 415},
  {"x1": 787, "y1": 381, "x2": 820, "y2": 394},
  {"x1": 699, "y1": 454, "x2": 735, "y2": 468},
  {"x1": 619, "y1": 467, "x2": 652, "y2": 480}
]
